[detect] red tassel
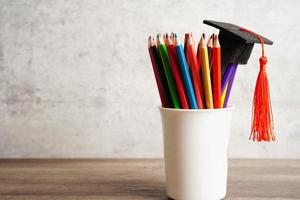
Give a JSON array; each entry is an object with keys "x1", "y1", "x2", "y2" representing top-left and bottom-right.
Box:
[
  {"x1": 240, "y1": 28, "x2": 275, "y2": 142},
  {"x1": 250, "y1": 56, "x2": 275, "y2": 141}
]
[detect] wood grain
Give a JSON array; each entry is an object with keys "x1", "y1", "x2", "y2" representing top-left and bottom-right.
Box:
[{"x1": 0, "y1": 159, "x2": 299, "y2": 200}]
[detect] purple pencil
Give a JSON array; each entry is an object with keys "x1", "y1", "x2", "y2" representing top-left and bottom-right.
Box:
[
  {"x1": 223, "y1": 64, "x2": 238, "y2": 108},
  {"x1": 221, "y1": 64, "x2": 234, "y2": 93}
]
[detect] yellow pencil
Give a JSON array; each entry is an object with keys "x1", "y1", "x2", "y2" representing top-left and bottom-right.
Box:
[
  {"x1": 221, "y1": 83, "x2": 228, "y2": 107},
  {"x1": 200, "y1": 34, "x2": 213, "y2": 109}
]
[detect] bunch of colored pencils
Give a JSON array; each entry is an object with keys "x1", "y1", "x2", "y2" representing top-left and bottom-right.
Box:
[{"x1": 148, "y1": 33, "x2": 237, "y2": 109}]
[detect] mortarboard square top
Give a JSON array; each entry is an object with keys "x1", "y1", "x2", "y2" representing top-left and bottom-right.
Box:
[{"x1": 203, "y1": 20, "x2": 273, "y2": 67}]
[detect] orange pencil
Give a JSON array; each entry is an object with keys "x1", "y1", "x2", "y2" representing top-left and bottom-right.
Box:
[
  {"x1": 212, "y1": 35, "x2": 221, "y2": 108},
  {"x1": 186, "y1": 33, "x2": 204, "y2": 108}
]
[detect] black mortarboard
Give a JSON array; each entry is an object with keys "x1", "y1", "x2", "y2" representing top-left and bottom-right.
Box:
[{"x1": 203, "y1": 20, "x2": 273, "y2": 69}]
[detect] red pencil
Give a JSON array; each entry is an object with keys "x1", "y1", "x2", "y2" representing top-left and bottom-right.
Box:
[
  {"x1": 184, "y1": 33, "x2": 189, "y2": 54},
  {"x1": 212, "y1": 35, "x2": 221, "y2": 108},
  {"x1": 186, "y1": 34, "x2": 204, "y2": 109},
  {"x1": 165, "y1": 34, "x2": 189, "y2": 109},
  {"x1": 184, "y1": 33, "x2": 191, "y2": 67}
]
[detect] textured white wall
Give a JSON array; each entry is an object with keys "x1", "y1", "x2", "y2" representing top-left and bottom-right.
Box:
[{"x1": 0, "y1": 0, "x2": 299, "y2": 158}]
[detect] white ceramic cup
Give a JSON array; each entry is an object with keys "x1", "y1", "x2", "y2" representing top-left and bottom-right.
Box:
[{"x1": 160, "y1": 106, "x2": 234, "y2": 200}]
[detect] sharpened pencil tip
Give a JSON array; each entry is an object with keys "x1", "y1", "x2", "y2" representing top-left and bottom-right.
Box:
[
  {"x1": 201, "y1": 34, "x2": 207, "y2": 48},
  {"x1": 207, "y1": 35, "x2": 213, "y2": 47},
  {"x1": 213, "y1": 34, "x2": 220, "y2": 48},
  {"x1": 157, "y1": 33, "x2": 165, "y2": 45},
  {"x1": 186, "y1": 33, "x2": 194, "y2": 46},
  {"x1": 149, "y1": 36, "x2": 156, "y2": 47},
  {"x1": 157, "y1": 33, "x2": 161, "y2": 39},
  {"x1": 165, "y1": 34, "x2": 173, "y2": 46},
  {"x1": 174, "y1": 34, "x2": 181, "y2": 46}
]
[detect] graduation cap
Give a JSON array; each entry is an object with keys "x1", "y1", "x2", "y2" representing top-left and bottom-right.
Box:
[
  {"x1": 203, "y1": 20, "x2": 275, "y2": 142},
  {"x1": 203, "y1": 20, "x2": 273, "y2": 68}
]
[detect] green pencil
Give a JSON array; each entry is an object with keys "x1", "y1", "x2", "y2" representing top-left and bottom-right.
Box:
[{"x1": 157, "y1": 34, "x2": 180, "y2": 108}]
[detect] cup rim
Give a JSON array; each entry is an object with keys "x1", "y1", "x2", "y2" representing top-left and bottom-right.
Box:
[{"x1": 159, "y1": 105, "x2": 234, "y2": 112}]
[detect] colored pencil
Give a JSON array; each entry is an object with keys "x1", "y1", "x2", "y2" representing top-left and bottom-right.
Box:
[
  {"x1": 223, "y1": 64, "x2": 238, "y2": 107},
  {"x1": 186, "y1": 33, "x2": 204, "y2": 108},
  {"x1": 174, "y1": 35, "x2": 198, "y2": 109},
  {"x1": 184, "y1": 33, "x2": 191, "y2": 67},
  {"x1": 197, "y1": 34, "x2": 205, "y2": 83},
  {"x1": 148, "y1": 37, "x2": 173, "y2": 107},
  {"x1": 170, "y1": 32, "x2": 175, "y2": 44},
  {"x1": 212, "y1": 35, "x2": 221, "y2": 108},
  {"x1": 165, "y1": 34, "x2": 189, "y2": 109},
  {"x1": 207, "y1": 34, "x2": 214, "y2": 70},
  {"x1": 221, "y1": 83, "x2": 228, "y2": 107},
  {"x1": 157, "y1": 34, "x2": 181, "y2": 108},
  {"x1": 184, "y1": 33, "x2": 189, "y2": 54},
  {"x1": 200, "y1": 34, "x2": 214, "y2": 109},
  {"x1": 196, "y1": 35, "x2": 204, "y2": 71},
  {"x1": 221, "y1": 64, "x2": 234, "y2": 94}
]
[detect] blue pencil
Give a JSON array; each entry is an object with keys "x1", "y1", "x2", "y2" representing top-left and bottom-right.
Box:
[{"x1": 174, "y1": 35, "x2": 198, "y2": 109}]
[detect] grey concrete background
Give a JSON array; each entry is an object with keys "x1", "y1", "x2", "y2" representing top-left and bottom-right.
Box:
[{"x1": 0, "y1": 0, "x2": 299, "y2": 158}]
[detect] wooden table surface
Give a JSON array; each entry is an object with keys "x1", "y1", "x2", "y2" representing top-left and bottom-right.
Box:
[{"x1": 0, "y1": 159, "x2": 300, "y2": 200}]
